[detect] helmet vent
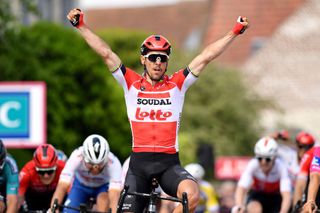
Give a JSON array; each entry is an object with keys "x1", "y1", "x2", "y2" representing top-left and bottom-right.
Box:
[
  {"x1": 42, "y1": 145, "x2": 48, "y2": 158},
  {"x1": 155, "y1": 35, "x2": 161, "y2": 41},
  {"x1": 92, "y1": 137, "x2": 101, "y2": 158}
]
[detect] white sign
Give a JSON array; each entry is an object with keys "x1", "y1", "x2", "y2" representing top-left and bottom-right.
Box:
[{"x1": 0, "y1": 82, "x2": 46, "y2": 148}]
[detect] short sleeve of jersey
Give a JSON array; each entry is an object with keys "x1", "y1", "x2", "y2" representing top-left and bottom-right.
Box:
[
  {"x1": 310, "y1": 147, "x2": 320, "y2": 173},
  {"x1": 59, "y1": 148, "x2": 82, "y2": 183},
  {"x1": 107, "y1": 152, "x2": 123, "y2": 190},
  {"x1": 18, "y1": 161, "x2": 32, "y2": 196},
  {"x1": 4, "y1": 156, "x2": 19, "y2": 195},
  {"x1": 112, "y1": 65, "x2": 141, "y2": 92},
  {"x1": 237, "y1": 159, "x2": 255, "y2": 189},
  {"x1": 169, "y1": 68, "x2": 197, "y2": 93}
]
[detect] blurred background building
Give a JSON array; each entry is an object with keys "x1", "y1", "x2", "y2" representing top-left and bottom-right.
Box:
[{"x1": 10, "y1": 0, "x2": 78, "y2": 26}]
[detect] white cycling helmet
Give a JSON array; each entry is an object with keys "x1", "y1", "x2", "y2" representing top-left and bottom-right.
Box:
[
  {"x1": 185, "y1": 163, "x2": 205, "y2": 180},
  {"x1": 82, "y1": 134, "x2": 110, "y2": 165},
  {"x1": 254, "y1": 137, "x2": 278, "y2": 157}
]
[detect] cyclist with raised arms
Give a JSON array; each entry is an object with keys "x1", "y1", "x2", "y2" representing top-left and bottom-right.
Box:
[
  {"x1": 18, "y1": 144, "x2": 66, "y2": 212},
  {"x1": 0, "y1": 139, "x2": 19, "y2": 213},
  {"x1": 66, "y1": 8, "x2": 249, "y2": 213},
  {"x1": 233, "y1": 137, "x2": 291, "y2": 213},
  {"x1": 50, "y1": 134, "x2": 122, "y2": 213}
]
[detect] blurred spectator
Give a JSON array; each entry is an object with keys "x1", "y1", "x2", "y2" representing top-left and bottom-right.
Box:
[
  {"x1": 185, "y1": 163, "x2": 219, "y2": 213},
  {"x1": 218, "y1": 181, "x2": 236, "y2": 213}
]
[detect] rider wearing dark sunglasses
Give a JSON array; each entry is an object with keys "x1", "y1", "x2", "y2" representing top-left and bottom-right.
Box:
[
  {"x1": 234, "y1": 137, "x2": 291, "y2": 213},
  {"x1": 67, "y1": 8, "x2": 249, "y2": 213},
  {"x1": 35, "y1": 167, "x2": 57, "y2": 176},
  {"x1": 144, "y1": 53, "x2": 169, "y2": 63},
  {"x1": 18, "y1": 144, "x2": 66, "y2": 212}
]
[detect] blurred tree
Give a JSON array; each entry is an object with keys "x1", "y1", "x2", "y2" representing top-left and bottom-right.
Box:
[
  {"x1": 180, "y1": 65, "x2": 270, "y2": 158},
  {"x1": 0, "y1": 0, "x2": 37, "y2": 39}
]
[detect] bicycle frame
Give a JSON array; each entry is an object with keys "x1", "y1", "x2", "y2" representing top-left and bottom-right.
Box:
[
  {"x1": 116, "y1": 184, "x2": 189, "y2": 213},
  {"x1": 51, "y1": 198, "x2": 110, "y2": 213}
]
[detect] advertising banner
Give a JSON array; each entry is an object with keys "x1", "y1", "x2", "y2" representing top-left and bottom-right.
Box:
[
  {"x1": 215, "y1": 156, "x2": 251, "y2": 180},
  {"x1": 0, "y1": 82, "x2": 46, "y2": 148}
]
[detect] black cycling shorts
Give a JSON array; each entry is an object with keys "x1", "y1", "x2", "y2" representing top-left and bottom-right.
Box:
[
  {"x1": 122, "y1": 152, "x2": 196, "y2": 212},
  {"x1": 247, "y1": 190, "x2": 282, "y2": 213}
]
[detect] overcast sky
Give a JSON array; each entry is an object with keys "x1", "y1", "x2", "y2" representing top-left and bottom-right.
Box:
[{"x1": 79, "y1": 0, "x2": 180, "y2": 9}]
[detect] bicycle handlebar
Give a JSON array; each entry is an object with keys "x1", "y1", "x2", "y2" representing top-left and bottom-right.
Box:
[
  {"x1": 51, "y1": 198, "x2": 110, "y2": 213},
  {"x1": 116, "y1": 185, "x2": 189, "y2": 213}
]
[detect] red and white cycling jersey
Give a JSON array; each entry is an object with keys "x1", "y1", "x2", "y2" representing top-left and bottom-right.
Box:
[
  {"x1": 19, "y1": 160, "x2": 65, "y2": 195},
  {"x1": 237, "y1": 158, "x2": 291, "y2": 193},
  {"x1": 298, "y1": 146, "x2": 316, "y2": 178},
  {"x1": 112, "y1": 65, "x2": 197, "y2": 154}
]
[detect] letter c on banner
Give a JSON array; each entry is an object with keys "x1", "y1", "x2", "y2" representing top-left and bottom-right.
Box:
[{"x1": 0, "y1": 101, "x2": 21, "y2": 128}]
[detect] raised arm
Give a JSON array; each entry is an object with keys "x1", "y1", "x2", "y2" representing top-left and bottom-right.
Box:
[
  {"x1": 67, "y1": 8, "x2": 122, "y2": 72},
  {"x1": 188, "y1": 17, "x2": 249, "y2": 76}
]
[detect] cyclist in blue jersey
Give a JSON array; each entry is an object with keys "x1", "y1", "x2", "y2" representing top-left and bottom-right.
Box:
[
  {"x1": 0, "y1": 139, "x2": 19, "y2": 213},
  {"x1": 50, "y1": 134, "x2": 122, "y2": 213}
]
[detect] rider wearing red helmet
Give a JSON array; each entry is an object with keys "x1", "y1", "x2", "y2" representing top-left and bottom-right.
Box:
[
  {"x1": 140, "y1": 35, "x2": 172, "y2": 56},
  {"x1": 139, "y1": 35, "x2": 172, "y2": 82},
  {"x1": 292, "y1": 131, "x2": 318, "y2": 209},
  {"x1": 67, "y1": 8, "x2": 249, "y2": 212},
  {"x1": 18, "y1": 144, "x2": 66, "y2": 212}
]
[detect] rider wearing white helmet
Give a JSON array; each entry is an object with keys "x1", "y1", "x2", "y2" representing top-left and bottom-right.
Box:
[
  {"x1": 185, "y1": 163, "x2": 205, "y2": 180},
  {"x1": 254, "y1": 137, "x2": 278, "y2": 158},
  {"x1": 233, "y1": 137, "x2": 291, "y2": 213},
  {"x1": 82, "y1": 134, "x2": 110, "y2": 167},
  {"x1": 50, "y1": 134, "x2": 122, "y2": 213}
]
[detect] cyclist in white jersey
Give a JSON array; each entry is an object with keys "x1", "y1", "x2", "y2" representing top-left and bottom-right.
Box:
[
  {"x1": 50, "y1": 134, "x2": 122, "y2": 213},
  {"x1": 233, "y1": 137, "x2": 291, "y2": 213},
  {"x1": 67, "y1": 8, "x2": 249, "y2": 213}
]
